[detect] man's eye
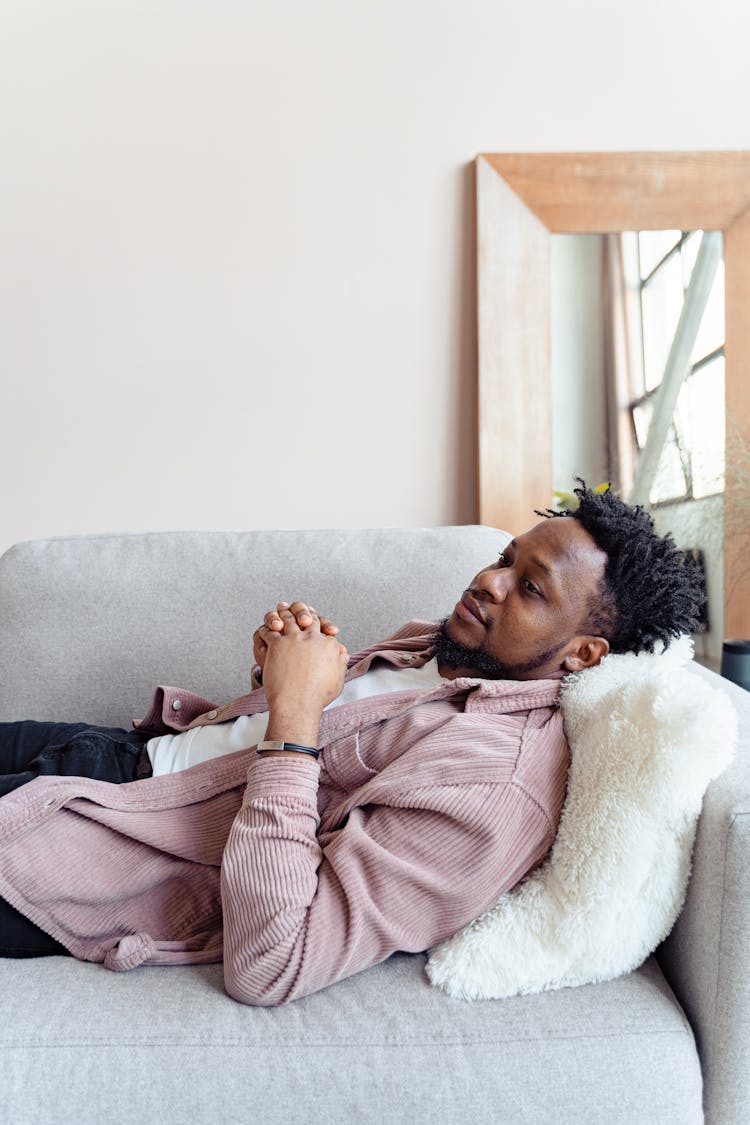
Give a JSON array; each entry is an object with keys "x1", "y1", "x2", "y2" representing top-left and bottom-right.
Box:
[
  {"x1": 497, "y1": 553, "x2": 510, "y2": 567},
  {"x1": 523, "y1": 579, "x2": 541, "y2": 596}
]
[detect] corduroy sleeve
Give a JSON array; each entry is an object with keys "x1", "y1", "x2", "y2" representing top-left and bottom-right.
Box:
[{"x1": 220, "y1": 754, "x2": 555, "y2": 1006}]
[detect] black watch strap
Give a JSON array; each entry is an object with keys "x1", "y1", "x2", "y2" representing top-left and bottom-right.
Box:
[{"x1": 256, "y1": 740, "x2": 320, "y2": 759}]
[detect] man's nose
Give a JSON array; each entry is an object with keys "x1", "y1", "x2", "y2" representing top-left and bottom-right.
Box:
[{"x1": 474, "y1": 566, "x2": 514, "y2": 602}]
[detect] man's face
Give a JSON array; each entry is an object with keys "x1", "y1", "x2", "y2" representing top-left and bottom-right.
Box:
[{"x1": 436, "y1": 517, "x2": 610, "y2": 681}]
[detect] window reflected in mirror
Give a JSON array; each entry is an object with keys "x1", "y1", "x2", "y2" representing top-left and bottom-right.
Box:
[
  {"x1": 551, "y1": 229, "x2": 725, "y2": 509},
  {"x1": 625, "y1": 229, "x2": 725, "y2": 505}
]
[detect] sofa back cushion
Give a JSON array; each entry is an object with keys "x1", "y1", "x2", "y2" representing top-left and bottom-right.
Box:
[{"x1": 0, "y1": 526, "x2": 504, "y2": 726}]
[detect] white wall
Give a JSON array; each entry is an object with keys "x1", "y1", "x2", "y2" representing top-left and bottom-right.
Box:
[{"x1": 2, "y1": 1, "x2": 749, "y2": 555}]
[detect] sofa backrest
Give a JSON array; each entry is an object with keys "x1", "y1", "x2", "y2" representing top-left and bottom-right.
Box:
[{"x1": 0, "y1": 526, "x2": 506, "y2": 726}]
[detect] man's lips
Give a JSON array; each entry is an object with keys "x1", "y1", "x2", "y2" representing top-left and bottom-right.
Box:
[{"x1": 454, "y1": 592, "x2": 488, "y2": 626}]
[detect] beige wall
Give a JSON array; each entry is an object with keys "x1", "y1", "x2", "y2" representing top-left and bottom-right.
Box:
[{"x1": 2, "y1": 1, "x2": 749, "y2": 555}]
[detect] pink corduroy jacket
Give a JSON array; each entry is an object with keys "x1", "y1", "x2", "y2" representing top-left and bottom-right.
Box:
[{"x1": 0, "y1": 623, "x2": 569, "y2": 1006}]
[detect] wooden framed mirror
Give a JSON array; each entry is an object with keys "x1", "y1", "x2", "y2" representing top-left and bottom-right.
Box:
[{"x1": 477, "y1": 151, "x2": 750, "y2": 639}]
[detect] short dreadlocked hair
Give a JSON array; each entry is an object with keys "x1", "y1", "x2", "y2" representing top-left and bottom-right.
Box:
[{"x1": 536, "y1": 480, "x2": 705, "y2": 654}]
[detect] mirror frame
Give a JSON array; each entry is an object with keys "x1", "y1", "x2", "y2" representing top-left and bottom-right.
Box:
[{"x1": 477, "y1": 150, "x2": 750, "y2": 638}]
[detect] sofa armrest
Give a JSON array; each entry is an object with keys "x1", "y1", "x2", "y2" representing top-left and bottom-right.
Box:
[{"x1": 657, "y1": 670, "x2": 750, "y2": 1125}]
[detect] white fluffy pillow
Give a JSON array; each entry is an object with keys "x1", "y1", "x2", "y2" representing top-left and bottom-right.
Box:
[{"x1": 426, "y1": 637, "x2": 737, "y2": 1000}]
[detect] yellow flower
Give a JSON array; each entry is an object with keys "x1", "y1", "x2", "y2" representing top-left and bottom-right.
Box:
[{"x1": 553, "y1": 483, "x2": 610, "y2": 512}]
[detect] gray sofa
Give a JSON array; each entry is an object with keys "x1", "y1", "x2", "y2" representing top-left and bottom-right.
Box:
[{"x1": 0, "y1": 527, "x2": 747, "y2": 1125}]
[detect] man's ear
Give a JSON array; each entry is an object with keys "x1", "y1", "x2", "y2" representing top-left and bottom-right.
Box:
[{"x1": 562, "y1": 636, "x2": 610, "y2": 673}]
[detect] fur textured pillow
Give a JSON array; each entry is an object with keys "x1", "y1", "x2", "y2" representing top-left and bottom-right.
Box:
[{"x1": 426, "y1": 637, "x2": 737, "y2": 1000}]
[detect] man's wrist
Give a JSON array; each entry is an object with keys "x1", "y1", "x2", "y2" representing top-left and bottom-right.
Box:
[{"x1": 264, "y1": 705, "x2": 322, "y2": 750}]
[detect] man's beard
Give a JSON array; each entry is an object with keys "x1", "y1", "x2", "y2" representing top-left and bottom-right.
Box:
[{"x1": 433, "y1": 618, "x2": 563, "y2": 680}]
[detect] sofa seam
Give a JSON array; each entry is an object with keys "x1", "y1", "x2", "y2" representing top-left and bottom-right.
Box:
[{"x1": 3, "y1": 1026, "x2": 696, "y2": 1050}]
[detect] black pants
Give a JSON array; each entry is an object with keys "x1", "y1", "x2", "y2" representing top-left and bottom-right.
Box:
[{"x1": 0, "y1": 720, "x2": 149, "y2": 957}]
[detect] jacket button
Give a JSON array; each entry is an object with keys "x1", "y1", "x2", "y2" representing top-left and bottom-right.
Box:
[
  {"x1": 207, "y1": 709, "x2": 218, "y2": 720},
  {"x1": 172, "y1": 700, "x2": 183, "y2": 711}
]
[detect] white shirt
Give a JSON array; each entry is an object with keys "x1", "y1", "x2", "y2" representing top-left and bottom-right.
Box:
[{"x1": 147, "y1": 658, "x2": 447, "y2": 777}]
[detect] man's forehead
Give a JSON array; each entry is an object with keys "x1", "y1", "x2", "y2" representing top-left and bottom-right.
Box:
[
  {"x1": 507, "y1": 534, "x2": 554, "y2": 576},
  {"x1": 515, "y1": 518, "x2": 607, "y2": 572}
]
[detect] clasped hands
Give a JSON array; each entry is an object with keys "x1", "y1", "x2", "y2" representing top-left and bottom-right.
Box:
[{"x1": 252, "y1": 602, "x2": 348, "y2": 726}]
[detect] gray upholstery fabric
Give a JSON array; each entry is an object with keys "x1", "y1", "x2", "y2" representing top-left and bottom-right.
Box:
[
  {"x1": 3, "y1": 955, "x2": 700, "y2": 1125},
  {"x1": 0, "y1": 527, "x2": 505, "y2": 725},
  {"x1": 1, "y1": 527, "x2": 746, "y2": 1124},
  {"x1": 658, "y1": 669, "x2": 750, "y2": 1125}
]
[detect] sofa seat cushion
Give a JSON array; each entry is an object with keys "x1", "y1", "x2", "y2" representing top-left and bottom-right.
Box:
[{"x1": 2, "y1": 953, "x2": 702, "y2": 1125}]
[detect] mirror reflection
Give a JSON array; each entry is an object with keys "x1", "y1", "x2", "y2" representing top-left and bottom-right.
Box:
[{"x1": 551, "y1": 230, "x2": 725, "y2": 666}]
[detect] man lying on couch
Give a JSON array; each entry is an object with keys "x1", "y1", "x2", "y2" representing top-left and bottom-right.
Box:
[{"x1": 0, "y1": 484, "x2": 703, "y2": 1005}]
